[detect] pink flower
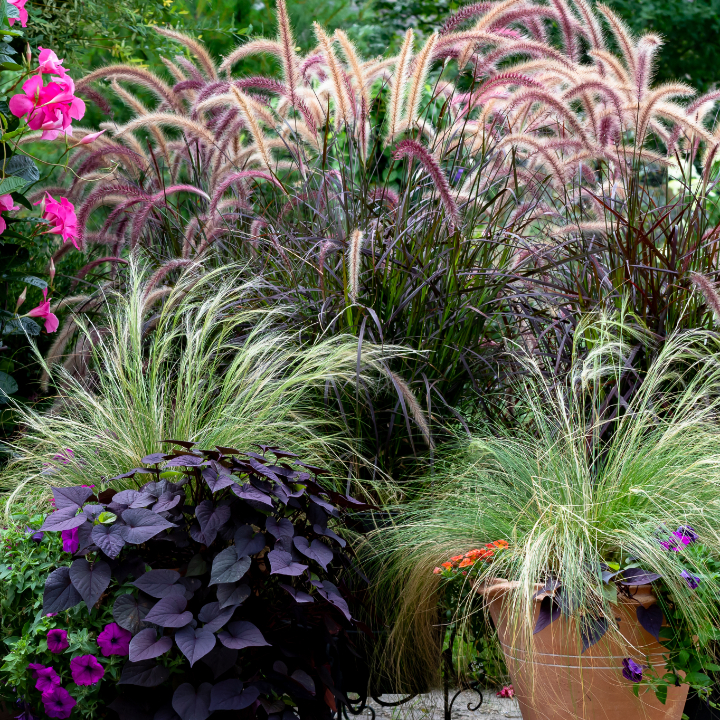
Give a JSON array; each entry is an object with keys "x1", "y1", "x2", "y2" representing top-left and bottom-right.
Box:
[
  {"x1": 61, "y1": 527, "x2": 79, "y2": 554},
  {"x1": 8, "y1": 0, "x2": 27, "y2": 27},
  {"x1": 35, "y1": 193, "x2": 79, "y2": 247},
  {"x1": 53, "y1": 448, "x2": 75, "y2": 465},
  {"x1": 77, "y1": 130, "x2": 105, "y2": 145},
  {"x1": 97, "y1": 623, "x2": 131, "y2": 656},
  {"x1": 0, "y1": 193, "x2": 18, "y2": 235},
  {"x1": 69, "y1": 655, "x2": 104, "y2": 686},
  {"x1": 9, "y1": 74, "x2": 85, "y2": 141},
  {"x1": 26, "y1": 288, "x2": 60, "y2": 333},
  {"x1": 47, "y1": 629, "x2": 69, "y2": 653},
  {"x1": 27, "y1": 664, "x2": 61, "y2": 693},
  {"x1": 41, "y1": 687, "x2": 76, "y2": 719},
  {"x1": 37, "y1": 48, "x2": 67, "y2": 77},
  {"x1": 496, "y1": 685, "x2": 515, "y2": 698}
]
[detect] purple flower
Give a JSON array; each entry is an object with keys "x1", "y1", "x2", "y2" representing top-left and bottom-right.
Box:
[
  {"x1": 46, "y1": 613, "x2": 58, "y2": 618},
  {"x1": 60, "y1": 528, "x2": 78, "y2": 554},
  {"x1": 681, "y1": 569, "x2": 701, "y2": 589},
  {"x1": 97, "y1": 623, "x2": 131, "y2": 657},
  {"x1": 622, "y1": 657, "x2": 643, "y2": 683},
  {"x1": 69, "y1": 655, "x2": 104, "y2": 686},
  {"x1": 47, "y1": 629, "x2": 68, "y2": 654},
  {"x1": 26, "y1": 527, "x2": 44, "y2": 543},
  {"x1": 27, "y1": 664, "x2": 61, "y2": 693},
  {"x1": 673, "y1": 526, "x2": 698, "y2": 545},
  {"x1": 658, "y1": 540, "x2": 678, "y2": 551},
  {"x1": 15, "y1": 709, "x2": 37, "y2": 720},
  {"x1": 41, "y1": 687, "x2": 76, "y2": 719}
]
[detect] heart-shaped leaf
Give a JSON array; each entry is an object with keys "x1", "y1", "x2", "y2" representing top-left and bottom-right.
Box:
[
  {"x1": 210, "y1": 548, "x2": 251, "y2": 585},
  {"x1": 121, "y1": 509, "x2": 174, "y2": 544},
  {"x1": 129, "y1": 628, "x2": 173, "y2": 662},
  {"x1": 113, "y1": 594, "x2": 151, "y2": 634},
  {"x1": 217, "y1": 583, "x2": 251, "y2": 610},
  {"x1": 217, "y1": 621, "x2": 269, "y2": 650},
  {"x1": 133, "y1": 569, "x2": 181, "y2": 598},
  {"x1": 266, "y1": 518, "x2": 294, "y2": 540},
  {"x1": 142, "y1": 453, "x2": 167, "y2": 465},
  {"x1": 153, "y1": 493, "x2": 182, "y2": 513},
  {"x1": 172, "y1": 683, "x2": 212, "y2": 720},
  {"x1": 315, "y1": 581, "x2": 351, "y2": 621},
  {"x1": 232, "y1": 484, "x2": 273, "y2": 507},
  {"x1": 637, "y1": 604, "x2": 663, "y2": 640},
  {"x1": 119, "y1": 660, "x2": 171, "y2": 687},
  {"x1": 313, "y1": 524, "x2": 346, "y2": 547},
  {"x1": 202, "y1": 464, "x2": 235, "y2": 493},
  {"x1": 581, "y1": 615, "x2": 608, "y2": 653},
  {"x1": 234, "y1": 526, "x2": 266, "y2": 556},
  {"x1": 40, "y1": 507, "x2": 87, "y2": 532},
  {"x1": 617, "y1": 567, "x2": 662, "y2": 586},
  {"x1": 166, "y1": 455, "x2": 205, "y2": 468},
  {"x1": 200, "y1": 645, "x2": 238, "y2": 679},
  {"x1": 198, "y1": 602, "x2": 236, "y2": 633},
  {"x1": 279, "y1": 584, "x2": 314, "y2": 604},
  {"x1": 144, "y1": 595, "x2": 193, "y2": 627},
  {"x1": 534, "y1": 596, "x2": 561, "y2": 634},
  {"x1": 91, "y1": 524, "x2": 126, "y2": 558},
  {"x1": 268, "y1": 549, "x2": 307, "y2": 576},
  {"x1": 290, "y1": 670, "x2": 315, "y2": 695},
  {"x1": 69, "y1": 558, "x2": 111, "y2": 610},
  {"x1": 195, "y1": 501, "x2": 231, "y2": 546},
  {"x1": 209, "y1": 680, "x2": 260, "y2": 711},
  {"x1": 43, "y1": 566, "x2": 82, "y2": 613},
  {"x1": 52, "y1": 486, "x2": 94, "y2": 511},
  {"x1": 175, "y1": 626, "x2": 216, "y2": 666},
  {"x1": 293, "y1": 537, "x2": 333, "y2": 570}
]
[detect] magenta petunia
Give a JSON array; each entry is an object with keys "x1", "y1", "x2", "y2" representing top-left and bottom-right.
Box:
[
  {"x1": 41, "y1": 687, "x2": 76, "y2": 719},
  {"x1": 60, "y1": 527, "x2": 79, "y2": 554},
  {"x1": 47, "y1": 629, "x2": 69, "y2": 654},
  {"x1": 96, "y1": 623, "x2": 131, "y2": 657},
  {"x1": 27, "y1": 664, "x2": 61, "y2": 693},
  {"x1": 69, "y1": 655, "x2": 104, "y2": 686}
]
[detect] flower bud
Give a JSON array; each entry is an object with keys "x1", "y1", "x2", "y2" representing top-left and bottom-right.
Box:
[
  {"x1": 15, "y1": 286, "x2": 26, "y2": 312},
  {"x1": 78, "y1": 130, "x2": 106, "y2": 145},
  {"x1": 49, "y1": 257, "x2": 55, "y2": 284}
]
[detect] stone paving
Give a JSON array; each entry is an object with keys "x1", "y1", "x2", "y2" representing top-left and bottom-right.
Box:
[{"x1": 360, "y1": 691, "x2": 522, "y2": 719}]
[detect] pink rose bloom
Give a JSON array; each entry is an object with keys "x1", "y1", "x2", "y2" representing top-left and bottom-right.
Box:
[
  {"x1": 35, "y1": 193, "x2": 79, "y2": 247},
  {"x1": 47, "y1": 628, "x2": 69, "y2": 653},
  {"x1": 9, "y1": 74, "x2": 85, "y2": 141},
  {"x1": 41, "y1": 687, "x2": 76, "y2": 719},
  {"x1": 37, "y1": 48, "x2": 67, "y2": 77},
  {"x1": 8, "y1": 0, "x2": 27, "y2": 27},
  {"x1": 0, "y1": 193, "x2": 18, "y2": 235},
  {"x1": 97, "y1": 623, "x2": 132, "y2": 656},
  {"x1": 69, "y1": 655, "x2": 104, "y2": 686},
  {"x1": 26, "y1": 288, "x2": 60, "y2": 333}
]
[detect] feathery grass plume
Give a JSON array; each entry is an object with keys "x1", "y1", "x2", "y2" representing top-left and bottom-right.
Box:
[
  {"x1": 405, "y1": 33, "x2": 437, "y2": 130},
  {"x1": 114, "y1": 113, "x2": 217, "y2": 147},
  {"x1": 385, "y1": 369, "x2": 433, "y2": 449},
  {"x1": 218, "y1": 40, "x2": 286, "y2": 76},
  {"x1": 230, "y1": 86, "x2": 275, "y2": 170},
  {"x1": 393, "y1": 139, "x2": 460, "y2": 229},
  {"x1": 334, "y1": 29, "x2": 370, "y2": 155},
  {"x1": 275, "y1": 0, "x2": 300, "y2": 102},
  {"x1": 313, "y1": 22, "x2": 351, "y2": 128},
  {"x1": 440, "y1": 2, "x2": 492, "y2": 34},
  {"x1": 386, "y1": 29, "x2": 413, "y2": 143},
  {"x1": 690, "y1": 273, "x2": 720, "y2": 326},
  {"x1": 153, "y1": 26, "x2": 217, "y2": 80},
  {"x1": 346, "y1": 229, "x2": 364, "y2": 303}
]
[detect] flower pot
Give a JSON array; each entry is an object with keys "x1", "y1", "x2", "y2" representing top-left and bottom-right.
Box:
[{"x1": 480, "y1": 580, "x2": 689, "y2": 720}]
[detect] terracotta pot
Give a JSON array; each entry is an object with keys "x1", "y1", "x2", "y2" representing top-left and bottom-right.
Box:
[{"x1": 480, "y1": 579, "x2": 689, "y2": 720}]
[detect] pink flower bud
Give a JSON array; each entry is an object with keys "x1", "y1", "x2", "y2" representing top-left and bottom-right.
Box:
[
  {"x1": 77, "y1": 130, "x2": 106, "y2": 145},
  {"x1": 49, "y1": 257, "x2": 56, "y2": 284},
  {"x1": 15, "y1": 287, "x2": 26, "y2": 312}
]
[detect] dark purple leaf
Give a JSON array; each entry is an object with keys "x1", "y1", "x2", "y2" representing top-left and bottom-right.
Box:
[
  {"x1": 636, "y1": 604, "x2": 663, "y2": 640},
  {"x1": 309, "y1": 494, "x2": 339, "y2": 516},
  {"x1": 113, "y1": 593, "x2": 151, "y2": 634},
  {"x1": 43, "y1": 566, "x2": 82, "y2": 613},
  {"x1": 129, "y1": 628, "x2": 174, "y2": 661},
  {"x1": 200, "y1": 644, "x2": 238, "y2": 679},
  {"x1": 232, "y1": 483, "x2": 273, "y2": 507},
  {"x1": 534, "y1": 596, "x2": 561, "y2": 634},
  {"x1": 581, "y1": 616, "x2": 608, "y2": 653},
  {"x1": 166, "y1": 455, "x2": 206, "y2": 468},
  {"x1": 40, "y1": 507, "x2": 87, "y2": 532},
  {"x1": 153, "y1": 493, "x2": 182, "y2": 513},
  {"x1": 202, "y1": 464, "x2": 235, "y2": 493},
  {"x1": 194, "y1": 501, "x2": 231, "y2": 546},
  {"x1": 290, "y1": 670, "x2": 315, "y2": 695},
  {"x1": 175, "y1": 626, "x2": 216, "y2": 666},
  {"x1": 109, "y1": 469, "x2": 153, "y2": 481},
  {"x1": 121, "y1": 509, "x2": 174, "y2": 544},
  {"x1": 316, "y1": 582, "x2": 352, "y2": 621},
  {"x1": 293, "y1": 537, "x2": 333, "y2": 570},
  {"x1": 217, "y1": 621, "x2": 270, "y2": 650},
  {"x1": 69, "y1": 558, "x2": 111, "y2": 610},
  {"x1": 210, "y1": 548, "x2": 251, "y2": 585},
  {"x1": 106, "y1": 697, "x2": 153, "y2": 720},
  {"x1": 294, "y1": 461, "x2": 329, "y2": 475},
  {"x1": 217, "y1": 583, "x2": 250, "y2": 609},
  {"x1": 142, "y1": 453, "x2": 167, "y2": 464},
  {"x1": 215, "y1": 446, "x2": 240, "y2": 455},
  {"x1": 279, "y1": 584, "x2": 314, "y2": 603},
  {"x1": 249, "y1": 457, "x2": 281, "y2": 483},
  {"x1": 533, "y1": 577, "x2": 561, "y2": 599},
  {"x1": 179, "y1": 577, "x2": 202, "y2": 593},
  {"x1": 133, "y1": 569, "x2": 182, "y2": 598},
  {"x1": 119, "y1": 660, "x2": 171, "y2": 687},
  {"x1": 270, "y1": 448, "x2": 298, "y2": 460},
  {"x1": 314, "y1": 524, "x2": 346, "y2": 547},
  {"x1": 209, "y1": 680, "x2": 260, "y2": 711},
  {"x1": 233, "y1": 526, "x2": 266, "y2": 556},
  {"x1": 52, "y1": 486, "x2": 94, "y2": 510},
  {"x1": 162, "y1": 440, "x2": 197, "y2": 449},
  {"x1": 617, "y1": 567, "x2": 662, "y2": 585},
  {"x1": 97, "y1": 488, "x2": 117, "y2": 504},
  {"x1": 172, "y1": 683, "x2": 212, "y2": 720},
  {"x1": 144, "y1": 595, "x2": 193, "y2": 627},
  {"x1": 83, "y1": 505, "x2": 105, "y2": 521},
  {"x1": 268, "y1": 549, "x2": 307, "y2": 576},
  {"x1": 76, "y1": 521, "x2": 95, "y2": 554},
  {"x1": 266, "y1": 517, "x2": 294, "y2": 540},
  {"x1": 114, "y1": 490, "x2": 155, "y2": 507},
  {"x1": 198, "y1": 602, "x2": 236, "y2": 633},
  {"x1": 91, "y1": 523, "x2": 126, "y2": 558}
]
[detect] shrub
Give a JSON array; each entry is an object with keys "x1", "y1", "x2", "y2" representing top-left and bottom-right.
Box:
[{"x1": 3, "y1": 442, "x2": 369, "y2": 720}]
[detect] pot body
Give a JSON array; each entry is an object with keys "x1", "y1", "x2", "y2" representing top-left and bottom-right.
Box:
[{"x1": 481, "y1": 580, "x2": 689, "y2": 720}]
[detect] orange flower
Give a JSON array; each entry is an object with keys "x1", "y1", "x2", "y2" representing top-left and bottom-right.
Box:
[
  {"x1": 458, "y1": 558, "x2": 475, "y2": 568},
  {"x1": 464, "y1": 549, "x2": 483, "y2": 559},
  {"x1": 433, "y1": 567, "x2": 442, "y2": 574},
  {"x1": 492, "y1": 539, "x2": 509, "y2": 549},
  {"x1": 441, "y1": 562, "x2": 453, "y2": 570},
  {"x1": 450, "y1": 555, "x2": 464, "y2": 563}
]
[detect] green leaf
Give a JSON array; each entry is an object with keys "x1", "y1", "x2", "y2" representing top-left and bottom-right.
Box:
[
  {"x1": 10, "y1": 191, "x2": 31, "y2": 211},
  {"x1": 0, "y1": 61, "x2": 21, "y2": 70},
  {"x1": 0, "y1": 370, "x2": 18, "y2": 402},
  {"x1": 97, "y1": 512, "x2": 117, "y2": 524},
  {"x1": 6, "y1": 155, "x2": 39, "y2": 184},
  {"x1": 0, "y1": 176, "x2": 26, "y2": 194},
  {"x1": 683, "y1": 672, "x2": 712, "y2": 686},
  {"x1": 1, "y1": 316, "x2": 40, "y2": 336},
  {"x1": 703, "y1": 663, "x2": 720, "y2": 672},
  {"x1": 655, "y1": 685, "x2": 667, "y2": 705},
  {"x1": 185, "y1": 554, "x2": 207, "y2": 577},
  {"x1": 0, "y1": 272, "x2": 47, "y2": 289}
]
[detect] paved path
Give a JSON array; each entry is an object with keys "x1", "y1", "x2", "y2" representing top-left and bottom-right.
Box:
[{"x1": 360, "y1": 691, "x2": 522, "y2": 719}]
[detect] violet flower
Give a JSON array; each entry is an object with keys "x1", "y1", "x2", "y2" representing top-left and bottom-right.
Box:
[
  {"x1": 622, "y1": 657, "x2": 643, "y2": 683},
  {"x1": 26, "y1": 527, "x2": 44, "y2": 543},
  {"x1": 27, "y1": 664, "x2": 60, "y2": 693},
  {"x1": 673, "y1": 526, "x2": 698, "y2": 545},
  {"x1": 69, "y1": 655, "x2": 104, "y2": 686},
  {"x1": 41, "y1": 687, "x2": 76, "y2": 719},
  {"x1": 681, "y1": 569, "x2": 701, "y2": 590},
  {"x1": 97, "y1": 623, "x2": 131, "y2": 657},
  {"x1": 47, "y1": 629, "x2": 68, "y2": 654},
  {"x1": 60, "y1": 528, "x2": 78, "y2": 554}
]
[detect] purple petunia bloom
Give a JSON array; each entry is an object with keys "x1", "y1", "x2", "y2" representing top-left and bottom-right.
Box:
[
  {"x1": 622, "y1": 657, "x2": 643, "y2": 683},
  {"x1": 26, "y1": 527, "x2": 44, "y2": 543},
  {"x1": 69, "y1": 655, "x2": 104, "y2": 686},
  {"x1": 60, "y1": 527, "x2": 79, "y2": 554},
  {"x1": 673, "y1": 526, "x2": 699, "y2": 545},
  {"x1": 681, "y1": 569, "x2": 701, "y2": 589},
  {"x1": 47, "y1": 629, "x2": 68, "y2": 654},
  {"x1": 658, "y1": 540, "x2": 678, "y2": 551},
  {"x1": 15, "y1": 709, "x2": 37, "y2": 720},
  {"x1": 96, "y1": 623, "x2": 131, "y2": 657},
  {"x1": 41, "y1": 687, "x2": 76, "y2": 719},
  {"x1": 27, "y1": 664, "x2": 61, "y2": 693}
]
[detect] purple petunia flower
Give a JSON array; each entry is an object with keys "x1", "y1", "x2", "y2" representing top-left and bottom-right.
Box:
[
  {"x1": 27, "y1": 664, "x2": 61, "y2": 693},
  {"x1": 673, "y1": 526, "x2": 699, "y2": 545},
  {"x1": 60, "y1": 528, "x2": 78, "y2": 555},
  {"x1": 69, "y1": 655, "x2": 104, "y2": 686},
  {"x1": 26, "y1": 527, "x2": 44, "y2": 543},
  {"x1": 681, "y1": 569, "x2": 701, "y2": 589},
  {"x1": 41, "y1": 687, "x2": 76, "y2": 719},
  {"x1": 15, "y1": 709, "x2": 37, "y2": 720},
  {"x1": 622, "y1": 657, "x2": 643, "y2": 683},
  {"x1": 96, "y1": 623, "x2": 131, "y2": 657},
  {"x1": 47, "y1": 629, "x2": 68, "y2": 654}
]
